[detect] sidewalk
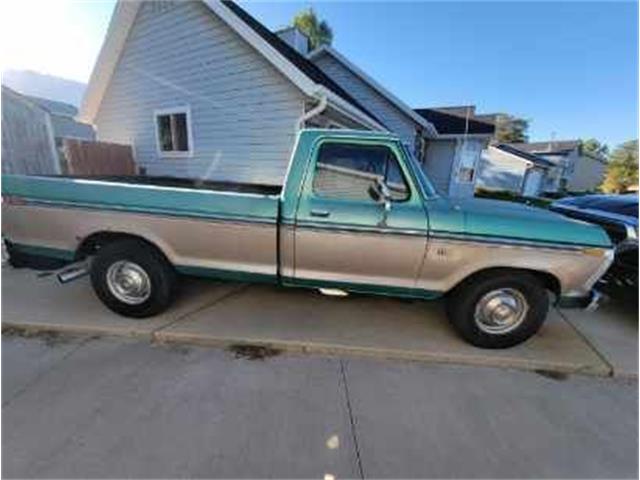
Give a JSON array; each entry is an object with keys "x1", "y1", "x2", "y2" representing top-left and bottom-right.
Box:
[{"x1": 3, "y1": 265, "x2": 634, "y2": 376}]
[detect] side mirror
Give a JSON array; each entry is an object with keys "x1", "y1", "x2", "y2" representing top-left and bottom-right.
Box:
[{"x1": 368, "y1": 178, "x2": 392, "y2": 212}]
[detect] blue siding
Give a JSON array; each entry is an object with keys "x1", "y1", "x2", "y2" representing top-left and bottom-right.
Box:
[
  {"x1": 94, "y1": 0, "x2": 305, "y2": 185},
  {"x1": 311, "y1": 52, "x2": 418, "y2": 146}
]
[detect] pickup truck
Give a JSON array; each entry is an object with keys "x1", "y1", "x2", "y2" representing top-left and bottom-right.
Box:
[{"x1": 2, "y1": 129, "x2": 614, "y2": 348}]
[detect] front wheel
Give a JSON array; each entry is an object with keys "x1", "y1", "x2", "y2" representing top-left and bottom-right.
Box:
[
  {"x1": 445, "y1": 271, "x2": 549, "y2": 348},
  {"x1": 90, "y1": 239, "x2": 177, "y2": 318}
]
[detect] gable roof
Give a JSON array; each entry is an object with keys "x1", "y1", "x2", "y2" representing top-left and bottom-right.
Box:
[
  {"x1": 493, "y1": 144, "x2": 554, "y2": 168},
  {"x1": 79, "y1": 0, "x2": 384, "y2": 130},
  {"x1": 308, "y1": 45, "x2": 437, "y2": 136},
  {"x1": 510, "y1": 140, "x2": 580, "y2": 156},
  {"x1": 2, "y1": 85, "x2": 47, "y2": 114},
  {"x1": 221, "y1": 2, "x2": 382, "y2": 127},
  {"x1": 414, "y1": 108, "x2": 495, "y2": 136},
  {"x1": 427, "y1": 105, "x2": 476, "y2": 117}
]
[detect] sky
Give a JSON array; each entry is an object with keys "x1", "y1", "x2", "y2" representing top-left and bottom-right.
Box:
[{"x1": 1, "y1": 0, "x2": 637, "y2": 148}]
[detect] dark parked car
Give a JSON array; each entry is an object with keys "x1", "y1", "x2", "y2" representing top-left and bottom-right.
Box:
[{"x1": 550, "y1": 194, "x2": 638, "y2": 295}]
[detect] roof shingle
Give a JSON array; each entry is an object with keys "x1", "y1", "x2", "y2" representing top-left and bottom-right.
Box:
[
  {"x1": 413, "y1": 108, "x2": 495, "y2": 135},
  {"x1": 494, "y1": 144, "x2": 555, "y2": 168},
  {"x1": 509, "y1": 140, "x2": 580, "y2": 155}
]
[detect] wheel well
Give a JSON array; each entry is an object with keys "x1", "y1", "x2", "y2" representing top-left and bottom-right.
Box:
[
  {"x1": 452, "y1": 267, "x2": 561, "y2": 298},
  {"x1": 76, "y1": 232, "x2": 168, "y2": 263}
]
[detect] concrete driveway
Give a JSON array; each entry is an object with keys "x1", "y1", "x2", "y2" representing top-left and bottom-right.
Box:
[
  {"x1": 2, "y1": 265, "x2": 636, "y2": 377},
  {"x1": 2, "y1": 333, "x2": 637, "y2": 478}
]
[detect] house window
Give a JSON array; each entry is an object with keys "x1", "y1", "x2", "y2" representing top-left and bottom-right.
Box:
[
  {"x1": 155, "y1": 107, "x2": 192, "y2": 156},
  {"x1": 458, "y1": 167, "x2": 475, "y2": 183},
  {"x1": 457, "y1": 141, "x2": 479, "y2": 183}
]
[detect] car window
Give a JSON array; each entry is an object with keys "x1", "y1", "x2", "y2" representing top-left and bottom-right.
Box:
[{"x1": 312, "y1": 143, "x2": 409, "y2": 202}]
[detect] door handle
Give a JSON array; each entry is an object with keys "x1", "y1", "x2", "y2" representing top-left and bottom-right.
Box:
[{"x1": 310, "y1": 209, "x2": 330, "y2": 218}]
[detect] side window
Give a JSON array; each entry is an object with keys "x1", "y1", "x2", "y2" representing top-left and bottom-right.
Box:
[{"x1": 312, "y1": 143, "x2": 409, "y2": 202}]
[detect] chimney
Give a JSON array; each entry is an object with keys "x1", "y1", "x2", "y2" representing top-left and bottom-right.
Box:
[{"x1": 275, "y1": 27, "x2": 310, "y2": 55}]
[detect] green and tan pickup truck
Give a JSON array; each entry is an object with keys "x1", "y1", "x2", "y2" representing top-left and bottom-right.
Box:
[{"x1": 2, "y1": 129, "x2": 614, "y2": 348}]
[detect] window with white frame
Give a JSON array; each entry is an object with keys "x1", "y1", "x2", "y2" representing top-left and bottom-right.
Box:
[{"x1": 155, "y1": 107, "x2": 191, "y2": 155}]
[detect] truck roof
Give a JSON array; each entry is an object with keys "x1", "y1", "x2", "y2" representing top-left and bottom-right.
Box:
[{"x1": 299, "y1": 128, "x2": 401, "y2": 142}]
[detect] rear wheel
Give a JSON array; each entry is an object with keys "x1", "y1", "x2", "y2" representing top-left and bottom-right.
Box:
[
  {"x1": 90, "y1": 239, "x2": 176, "y2": 318},
  {"x1": 446, "y1": 271, "x2": 549, "y2": 348}
]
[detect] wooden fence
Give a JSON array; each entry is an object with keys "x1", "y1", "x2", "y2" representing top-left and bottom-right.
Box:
[{"x1": 62, "y1": 139, "x2": 137, "y2": 176}]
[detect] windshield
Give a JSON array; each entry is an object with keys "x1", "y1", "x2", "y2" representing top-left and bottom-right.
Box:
[
  {"x1": 567, "y1": 195, "x2": 638, "y2": 218},
  {"x1": 400, "y1": 143, "x2": 438, "y2": 198}
]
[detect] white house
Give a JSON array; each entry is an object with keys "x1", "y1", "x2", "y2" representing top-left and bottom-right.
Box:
[
  {"x1": 80, "y1": 0, "x2": 495, "y2": 196},
  {"x1": 476, "y1": 143, "x2": 553, "y2": 197},
  {"x1": 79, "y1": 0, "x2": 386, "y2": 185},
  {"x1": 509, "y1": 140, "x2": 607, "y2": 193}
]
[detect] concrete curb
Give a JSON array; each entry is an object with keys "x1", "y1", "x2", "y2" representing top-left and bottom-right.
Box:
[
  {"x1": 2, "y1": 319, "x2": 612, "y2": 378},
  {"x1": 152, "y1": 330, "x2": 611, "y2": 377},
  {"x1": 2, "y1": 321, "x2": 153, "y2": 341}
]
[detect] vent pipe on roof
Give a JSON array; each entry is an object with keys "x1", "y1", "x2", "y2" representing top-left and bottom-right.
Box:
[{"x1": 275, "y1": 27, "x2": 310, "y2": 55}]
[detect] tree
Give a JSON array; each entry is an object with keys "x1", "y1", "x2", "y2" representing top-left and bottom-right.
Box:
[
  {"x1": 292, "y1": 8, "x2": 333, "y2": 50},
  {"x1": 580, "y1": 138, "x2": 609, "y2": 157},
  {"x1": 494, "y1": 114, "x2": 529, "y2": 143},
  {"x1": 600, "y1": 140, "x2": 638, "y2": 193}
]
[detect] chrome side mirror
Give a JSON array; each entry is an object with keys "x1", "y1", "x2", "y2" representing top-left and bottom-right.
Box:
[{"x1": 368, "y1": 177, "x2": 392, "y2": 213}]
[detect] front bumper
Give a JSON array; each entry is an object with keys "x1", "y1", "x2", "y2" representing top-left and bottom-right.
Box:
[{"x1": 557, "y1": 290, "x2": 605, "y2": 311}]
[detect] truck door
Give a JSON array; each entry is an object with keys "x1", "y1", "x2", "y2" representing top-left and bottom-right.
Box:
[{"x1": 291, "y1": 138, "x2": 428, "y2": 291}]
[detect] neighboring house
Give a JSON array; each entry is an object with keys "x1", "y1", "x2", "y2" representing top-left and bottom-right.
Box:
[
  {"x1": 306, "y1": 48, "x2": 495, "y2": 196},
  {"x1": 1, "y1": 86, "x2": 60, "y2": 175},
  {"x1": 414, "y1": 107, "x2": 495, "y2": 196},
  {"x1": 78, "y1": 0, "x2": 386, "y2": 185},
  {"x1": 25, "y1": 95, "x2": 95, "y2": 147},
  {"x1": 307, "y1": 45, "x2": 437, "y2": 157},
  {"x1": 508, "y1": 140, "x2": 607, "y2": 193},
  {"x1": 476, "y1": 143, "x2": 554, "y2": 197}
]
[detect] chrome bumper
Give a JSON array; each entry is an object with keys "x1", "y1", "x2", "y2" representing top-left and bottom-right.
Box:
[
  {"x1": 585, "y1": 290, "x2": 604, "y2": 312},
  {"x1": 557, "y1": 290, "x2": 606, "y2": 311}
]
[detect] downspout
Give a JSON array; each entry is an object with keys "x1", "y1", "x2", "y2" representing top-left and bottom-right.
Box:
[{"x1": 297, "y1": 94, "x2": 328, "y2": 131}]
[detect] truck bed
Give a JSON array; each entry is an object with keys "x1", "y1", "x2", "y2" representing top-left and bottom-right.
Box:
[
  {"x1": 2, "y1": 174, "x2": 280, "y2": 223},
  {"x1": 39, "y1": 174, "x2": 283, "y2": 196},
  {"x1": 2, "y1": 173, "x2": 281, "y2": 280}
]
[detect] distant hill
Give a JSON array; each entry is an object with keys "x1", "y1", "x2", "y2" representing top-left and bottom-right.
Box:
[{"x1": 2, "y1": 70, "x2": 86, "y2": 107}]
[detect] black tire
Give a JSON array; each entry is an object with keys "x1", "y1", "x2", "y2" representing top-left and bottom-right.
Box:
[
  {"x1": 445, "y1": 271, "x2": 549, "y2": 349},
  {"x1": 4, "y1": 240, "x2": 29, "y2": 268},
  {"x1": 90, "y1": 239, "x2": 176, "y2": 318}
]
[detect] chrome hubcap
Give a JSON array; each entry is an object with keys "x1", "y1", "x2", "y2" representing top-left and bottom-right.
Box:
[
  {"x1": 474, "y1": 288, "x2": 528, "y2": 334},
  {"x1": 106, "y1": 261, "x2": 151, "y2": 305}
]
